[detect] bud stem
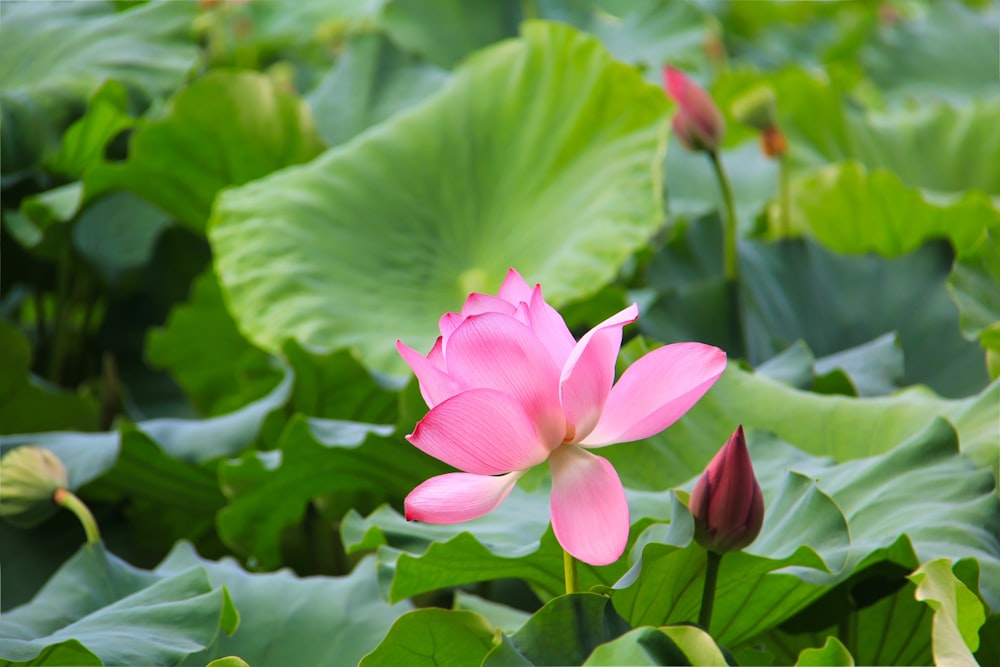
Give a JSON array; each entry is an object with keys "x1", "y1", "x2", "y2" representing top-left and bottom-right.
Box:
[
  {"x1": 53, "y1": 488, "x2": 100, "y2": 544},
  {"x1": 699, "y1": 549, "x2": 723, "y2": 632},
  {"x1": 778, "y1": 155, "x2": 791, "y2": 236},
  {"x1": 708, "y1": 150, "x2": 738, "y2": 281},
  {"x1": 563, "y1": 548, "x2": 579, "y2": 595}
]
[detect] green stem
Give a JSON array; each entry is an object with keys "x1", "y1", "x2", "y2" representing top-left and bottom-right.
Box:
[
  {"x1": 778, "y1": 154, "x2": 791, "y2": 237},
  {"x1": 54, "y1": 488, "x2": 100, "y2": 544},
  {"x1": 699, "y1": 550, "x2": 723, "y2": 631},
  {"x1": 563, "y1": 549, "x2": 579, "y2": 595},
  {"x1": 708, "y1": 150, "x2": 738, "y2": 282}
]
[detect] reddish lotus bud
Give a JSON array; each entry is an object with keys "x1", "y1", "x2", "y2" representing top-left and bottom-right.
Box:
[
  {"x1": 663, "y1": 67, "x2": 725, "y2": 153},
  {"x1": 689, "y1": 425, "x2": 764, "y2": 554}
]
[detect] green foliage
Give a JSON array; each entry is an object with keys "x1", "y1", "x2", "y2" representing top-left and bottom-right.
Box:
[
  {"x1": 85, "y1": 71, "x2": 325, "y2": 232},
  {"x1": 3, "y1": 2, "x2": 999, "y2": 664},
  {"x1": 0, "y1": 0, "x2": 197, "y2": 180}
]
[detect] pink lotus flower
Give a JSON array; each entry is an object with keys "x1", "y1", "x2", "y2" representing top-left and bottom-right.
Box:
[
  {"x1": 689, "y1": 425, "x2": 764, "y2": 554},
  {"x1": 663, "y1": 66, "x2": 726, "y2": 153},
  {"x1": 397, "y1": 269, "x2": 727, "y2": 565}
]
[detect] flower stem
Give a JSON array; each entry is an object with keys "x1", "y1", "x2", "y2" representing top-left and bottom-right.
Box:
[
  {"x1": 699, "y1": 550, "x2": 723, "y2": 631},
  {"x1": 54, "y1": 488, "x2": 100, "y2": 544},
  {"x1": 778, "y1": 154, "x2": 791, "y2": 236},
  {"x1": 708, "y1": 150, "x2": 738, "y2": 281},
  {"x1": 563, "y1": 549, "x2": 579, "y2": 595}
]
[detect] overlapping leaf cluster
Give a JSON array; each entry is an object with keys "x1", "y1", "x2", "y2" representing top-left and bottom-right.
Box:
[{"x1": 1, "y1": 1, "x2": 997, "y2": 665}]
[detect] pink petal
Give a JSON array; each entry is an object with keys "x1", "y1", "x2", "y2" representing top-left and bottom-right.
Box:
[
  {"x1": 548, "y1": 445, "x2": 629, "y2": 566},
  {"x1": 580, "y1": 343, "x2": 726, "y2": 446},
  {"x1": 439, "y1": 311, "x2": 464, "y2": 340},
  {"x1": 405, "y1": 471, "x2": 523, "y2": 523},
  {"x1": 461, "y1": 293, "x2": 517, "y2": 317},
  {"x1": 498, "y1": 268, "x2": 533, "y2": 305},
  {"x1": 527, "y1": 285, "x2": 576, "y2": 369},
  {"x1": 406, "y1": 388, "x2": 550, "y2": 474},
  {"x1": 445, "y1": 312, "x2": 565, "y2": 446},
  {"x1": 397, "y1": 339, "x2": 465, "y2": 408},
  {"x1": 559, "y1": 304, "x2": 639, "y2": 442}
]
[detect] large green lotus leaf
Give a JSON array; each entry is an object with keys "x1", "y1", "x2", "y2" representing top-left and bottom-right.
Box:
[
  {"x1": 0, "y1": 321, "x2": 98, "y2": 435},
  {"x1": 859, "y1": 1, "x2": 1000, "y2": 102},
  {"x1": 155, "y1": 543, "x2": 411, "y2": 667},
  {"x1": 306, "y1": 31, "x2": 449, "y2": 148},
  {"x1": 379, "y1": 0, "x2": 520, "y2": 69},
  {"x1": 216, "y1": 415, "x2": 443, "y2": 570},
  {"x1": 483, "y1": 593, "x2": 632, "y2": 667},
  {"x1": 146, "y1": 269, "x2": 283, "y2": 417},
  {"x1": 0, "y1": 542, "x2": 237, "y2": 666},
  {"x1": 0, "y1": 0, "x2": 197, "y2": 181},
  {"x1": 360, "y1": 608, "x2": 496, "y2": 667},
  {"x1": 712, "y1": 67, "x2": 1000, "y2": 196},
  {"x1": 85, "y1": 70, "x2": 325, "y2": 232},
  {"x1": 909, "y1": 559, "x2": 987, "y2": 667},
  {"x1": 210, "y1": 21, "x2": 670, "y2": 375},
  {"x1": 782, "y1": 161, "x2": 999, "y2": 258}
]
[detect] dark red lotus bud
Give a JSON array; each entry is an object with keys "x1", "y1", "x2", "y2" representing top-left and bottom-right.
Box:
[
  {"x1": 663, "y1": 66, "x2": 726, "y2": 153},
  {"x1": 689, "y1": 425, "x2": 764, "y2": 554}
]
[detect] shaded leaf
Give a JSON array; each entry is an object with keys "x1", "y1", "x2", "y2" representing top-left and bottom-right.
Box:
[
  {"x1": 483, "y1": 593, "x2": 631, "y2": 667},
  {"x1": 583, "y1": 625, "x2": 728, "y2": 666},
  {"x1": 0, "y1": 322, "x2": 98, "y2": 435},
  {"x1": 146, "y1": 269, "x2": 282, "y2": 417},
  {"x1": 0, "y1": 0, "x2": 197, "y2": 180},
  {"x1": 86, "y1": 71, "x2": 324, "y2": 232}
]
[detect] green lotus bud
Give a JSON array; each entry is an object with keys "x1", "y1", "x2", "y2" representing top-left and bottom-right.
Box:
[
  {"x1": 731, "y1": 86, "x2": 779, "y2": 132},
  {"x1": 0, "y1": 446, "x2": 68, "y2": 528}
]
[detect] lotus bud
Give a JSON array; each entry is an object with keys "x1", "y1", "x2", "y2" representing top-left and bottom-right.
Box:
[
  {"x1": 663, "y1": 67, "x2": 725, "y2": 153},
  {"x1": 689, "y1": 425, "x2": 764, "y2": 554},
  {"x1": 0, "y1": 446, "x2": 68, "y2": 528}
]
